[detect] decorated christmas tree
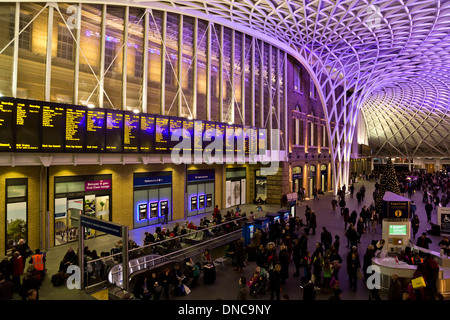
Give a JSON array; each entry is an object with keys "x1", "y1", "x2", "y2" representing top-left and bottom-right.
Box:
[{"x1": 375, "y1": 158, "x2": 401, "y2": 217}]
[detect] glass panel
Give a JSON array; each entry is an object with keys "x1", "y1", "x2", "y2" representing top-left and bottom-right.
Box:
[
  {"x1": 0, "y1": 3, "x2": 15, "y2": 97},
  {"x1": 148, "y1": 10, "x2": 162, "y2": 114},
  {"x1": 210, "y1": 23, "x2": 220, "y2": 122},
  {"x1": 51, "y1": 3, "x2": 75, "y2": 104},
  {"x1": 55, "y1": 181, "x2": 85, "y2": 193},
  {"x1": 126, "y1": 7, "x2": 145, "y2": 111},
  {"x1": 244, "y1": 35, "x2": 252, "y2": 127},
  {"x1": 103, "y1": 5, "x2": 124, "y2": 109},
  {"x1": 165, "y1": 12, "x2": 178, "y2": 116},
  {"x1": 196, "y1": 19, "x2": 208, "y2": 121},
  {"x1": 78, "y1": 4, "x2": 102, "y2": 106},
  {"x1": 181, "y1": 15, "x2": 194, "y2": 118},
  {"x1": 17, "y1": 3, "x2": 48, "y2": 100},
  {"x1": 222, "y1": 27, "x2": 233, "y2": 123},
  {"x1": 7, "y1": 185, "x2": 27, "y2": 198},
  {"x1": 254, "y1": 39, "x2": 262, "y2": 128},
  {"x1": 6, "y1": 202, "x2": 27, "y2": 254}
]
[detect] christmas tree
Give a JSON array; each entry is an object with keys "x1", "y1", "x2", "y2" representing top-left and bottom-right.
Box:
[{"x1": 375, "y1": 158, "x2": 401, "y2": 217}]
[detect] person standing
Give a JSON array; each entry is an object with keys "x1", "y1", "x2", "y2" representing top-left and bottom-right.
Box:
[
  {"x1": 425, "y1": 201, "x2": 433, "y2": 224},
  {"x1": 310, "y1": 210, "x2": 317, "y2": 235},
  {"x1": 412, "y1": 215, "x2": 420, "y2": 239},
  {"x1": 269, "y1": 264, "x2": 282, "y2": 300},
  {"x1": 0, "y1": 273, "x2": 14, "y2": 300},
  {"x1": 236, "y1": 277, "x2": 249, "y2": 300},
  {"x1": 321, "y1": 227, "x2": 333, "y2": 252},
  {"x1": 347, "y1": 250, "x2": 361, "y2": 292},
  {"x1": 29, "y1": 249, "x2": 46, "y2": 281},
  {"x1": 411, "y1": 201, "x2": 417, "y2": 218},
  {"x1": 416, "y1": 232, "x2": 432, "y2": 249},
  {"x1": 11, "y1": 251, "x2": 24, "y2": 292},
  {"x1": 343, "y1": 207, "x2": 350, "y2": 230}
]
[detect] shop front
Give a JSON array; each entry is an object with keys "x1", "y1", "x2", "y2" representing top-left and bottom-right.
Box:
[
  {"x1": 225, "y1": 168, "x2": 247, "y2": 208},
  {"x1": 133, "y1": 171, "x2": 172, "y2": 229},
  {"x1": 255, "y1": 169, "x2": 267, "y2": 204},
  {"x1": 309, "y1": 165, "x2": 317, "y2": 197},
  {"x1": 320, "y1": 164, "x2": 328, "y2": 192},
  {"x1": 187, "y1": 170, "x2": 215, "y2": 217},
  {"x1": 292, "y1": 166, "x2": 303, "y2": 194},
  {"x1": 54, "y1": 175, "x2": 112, "y2": 246}
]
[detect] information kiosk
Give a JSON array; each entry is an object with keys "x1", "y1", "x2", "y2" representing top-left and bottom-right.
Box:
[
  {"x1": 381, "y1": 192, "x2": 411, "y2": 254},
  {"x1": 254, "y1": 216, "x2": 270, "y2": 231},
  {"x1": 267, "y1": 213, "x2": 281, "y2": 226},
  {"x1": 242, "y1": 222, "x2": 255, "y2": 246},
  {"x1": 277, "y1": 209, "x2": 290, "y2": 222}
]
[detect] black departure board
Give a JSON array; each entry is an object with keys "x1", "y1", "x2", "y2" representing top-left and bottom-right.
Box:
[
  {"x1": 169, "y1": 117, "x2": 182, "y2": 152},
  {"x1": 182, "y1": 119, "x2": 194, "y2": 152},
  {"x1": 258, "y1": 128, "x2": 267, "y2": 154},
  {"x1": 245, "y1": 127, "x2": 257, "y2": 155},
  {"x1": 193, "y1": 121, "x2": 204, "y2": 154},
  {"x1": 225, "y1": 124, "x2": 234, "y2": 154},
  {"x1": 234, "y1": 125, "x2": 244, "y2": 154},
  {"x1": 124, "y1": 111, "x2": 139, "y2": 153},
  {"x1": 155, "y1": 115, "x2": 169, "y2": 153},
  {"x1": 215, "y1": 122, "x2": 225, "y2": 154},
  {"x1": 203, "y1": 121, "x2": 216, "y2": 154},
  {"x1": 105, "y1": 110, "x2": 123, "y2": 153},
  {"x1": 65, "y1": 105, "x2": 86, "y2": 151},
  {"x1": 140, "y1": 114, "x2": 155, "y2": 153},
  {"x1": 15, "y1": 99, "x2": 41, "y2": 151},
  {"x1": 0, "y1": 98, "x2": 15, "y2": 151},
  {"x1": 86, "y1": 109, "x2": 105, "y2": 152},
  {"x1": 41, "y1": 102, "x2": 65, "y2": 152}
]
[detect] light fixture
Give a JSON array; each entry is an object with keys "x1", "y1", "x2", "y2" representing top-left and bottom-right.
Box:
[
  {"x1": 228, "y1": 121, "x2": 232, "y2": 125},
  {"x1": 188, "y1": 116, "x2": 193, "y2": 120},
  {"x1": 87, "y1": 104, "x2": 95, "y2": 109},
  {"x1": 133, "y1": 109, "x2": 140, "y2": 114}
]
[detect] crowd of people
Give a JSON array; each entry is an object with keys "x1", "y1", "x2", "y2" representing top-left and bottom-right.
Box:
[{"x1": 0, "y1": 239, "x2": 45, "y2": 300}]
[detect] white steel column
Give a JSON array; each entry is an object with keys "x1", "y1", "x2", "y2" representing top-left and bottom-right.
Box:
[
  {"x1": 177, "y1": 14, "x2": 183, "y2": 117},
  {"x1": 230, "y1": 29, "x2": 235, "y2": 123},
  {"x1": 219, "y1": 25, "x2": 224, "y2": 122},
  {"x1": 192, "y1": 18, "x2": 198, "y2": 119},
  {"x1": 99, "y1": 4, "x2": 106, "y2": 108},
  {"x1": 284, "y1": 51, "x2": 288, "y2": 155},
  {"x1": 73, "y1": 3, "x2": 81, "y2": 104},
  {"x1": 259, "y1": 41, "x2": 264, "y2": 129},
  {"x1": 206, "y1": 22, "x2": 211, "y2": 121},
  {"x1": 160, "y1": 11, "x2": 166, "y2": 115},
  {"x1": 12, "y1": 3, "x2": 20, "y2": 98},
  {"x1": 122, "y1": 6, "x2": 129, "y2": 110},
  {"x1": 45, "y1": 3, "x2": 55, "y2": 101},
  {"x1": 141, "y1": 10, "x2": 149, "y2": 113},
  {"x1": 241, "y1": 33, "x2": 245, "y2": 125},
  {"x1": 251, "y1": 38, "x2": 255, "y2": 127}
]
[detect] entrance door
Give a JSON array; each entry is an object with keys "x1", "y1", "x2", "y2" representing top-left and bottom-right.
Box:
[{"x1": 66, "y1": 198, "x2": 83, "y2": 245}]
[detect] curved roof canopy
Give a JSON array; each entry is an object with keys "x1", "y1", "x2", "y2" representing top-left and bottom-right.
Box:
[{"x1": 153, "y1": 0, "x2": 450, "y2": 158}]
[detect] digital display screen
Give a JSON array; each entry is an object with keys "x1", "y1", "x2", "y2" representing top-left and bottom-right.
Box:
[
  {"x1": 105, "y1": 110, "x2": 123, "y2": 152},
  {"x1": 234, "y1": 125, "x2": 244, "y2": 154},
  {"x1": 190, "y1": 195, "x2": 197, "y2": 211},
  {"x1": 140, "y1": 114, "x2": 155, "y2": 153},
  {"x1": 86, "y1": 109, "x2": 105, "y2": 151},
  {"x1": 389, "y1": 225, "x2": 407, "y2": 235},
  {"x1": 155, "y1": 115, "x2": 169, "y2": 152},
  {"x1": 41, "y1": 102, "x2": 65, "y2": 152},
  {"x1": 16, "y1": 99, "x2": 41, "y2": 151},
  {"x1": 65, "y1": 106, "x2": 86, "y2": 151},
  {"x1": 0, "y1": 98, "x2": 15, "y2": 151},
  {"x1": 244, "y1": 127, "x2": 257, "y2": 155},
  {"x1": 258, "y1": 128, "x2": 267, "y2": 154},
  {"x1": 160, "y1": 200, "x2": 168, "y2": 217},
  {"x1": 225, "y1": 124, "x2": 234, "y2": 154},
  {"x1": 203, "y1": 121, "x2": 216, "y2": 154},
  {"x1": 215, "y1": 123, "x2": 225, "y2": 154},
  {"x1": 124, "y1": 111, "x2": 139, "y2": 152},
  {"x1": 149, "y1": 202, "x2": 158, "y2": 218},
  {"x1": 138, "y1": 203, "x2": 148, "y2": 221},
  {"x1": 169, "y1": 117, "x2": 182, "y2": 152},
  {"x1": 193, "y1": 121, "x2": 204, "y2": 154},
  {"x1": 182, "y1": 119, "x2": 194, "y2": 152},
  {"x1": 198, "y1": 194, "x2": 205, "y2": 208},
  {"x1": 206, "y1": 194, "x2": 212, "y2": 207}
]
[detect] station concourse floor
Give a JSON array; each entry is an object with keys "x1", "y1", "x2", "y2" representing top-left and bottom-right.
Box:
[{"x1": 22, "y1": 179, "x2": 449, "y2": 301}]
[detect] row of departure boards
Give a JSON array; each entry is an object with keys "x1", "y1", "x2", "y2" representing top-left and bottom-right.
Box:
[{"x1": 0, "y1": 97, "x2": 265, "y2": 154}]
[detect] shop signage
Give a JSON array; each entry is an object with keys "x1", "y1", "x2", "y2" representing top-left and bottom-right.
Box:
[
  {"x1": 439, "y1": 207, "x2": 450, "y2": 234},
  {"x1": 382, "y1": 192, "x2": 410, "y2": 219},
  {"x1": 80, "y1": 215, "x2": 122, "y2": 237},
  {"x1": 292, "y1": 173, "x2": 302, "y2": 179},
  {"x1": 85, "y1": 180, "x2": 111, "y2": 191},
  {"x1": 133, "y1": 175, "x2": 172, "y2": 187},
  {"x1": 187, "y1": 171, "x2": 215, "y2": 182}
]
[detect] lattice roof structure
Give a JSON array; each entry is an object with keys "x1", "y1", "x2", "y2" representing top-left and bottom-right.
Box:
[{"x1": 149, "y1": 0, "x2": 450, "y2": 182}]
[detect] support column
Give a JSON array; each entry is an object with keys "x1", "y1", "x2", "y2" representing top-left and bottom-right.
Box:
[
  {"x1": 73, "y1": 3, "x2": 81, "y2": 104},
  {"x1": 45, "y1": 3, "x2": 55, "y2": 101},
  {"x1": 99, "y1": 4, "x2": 107, "y2": 108},
  {"x1": 219, "y1": 25, "x2": 224, "y2": 122},
  {"x1": 192, "y1": 18, "x2": 198, "y2": 119},
  {"x1": 122, "y1": 6, "x2": 129, "y2": 110},
  {"x1": 12, "y1": 3, "x2": 20, "y2": 98},
  {"x1": 206, "y1": 23, "x2": 211, "y2": 121},
  {"x1": 177, "y1": 14, "x2": 183, "y2": 117},
  {"x1": 141, "y1": 10, "x2": 149, "y2": 113},
  {"x1": 160, "y1": 11, "x2": 166, "y2": 115},
  {"x1": 241, "y1": 33, "x2": 245, "y2": 125}
]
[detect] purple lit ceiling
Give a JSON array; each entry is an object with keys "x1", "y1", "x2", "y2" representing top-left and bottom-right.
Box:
[{"x1": 150, "y1": 0, "x2": 450, "y2": 158}]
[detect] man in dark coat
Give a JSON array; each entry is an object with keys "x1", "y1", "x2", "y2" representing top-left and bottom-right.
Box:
[
  {"x1": 425, "y1": 201, "x2": 433, "y2": 223},
  {"x1": 321, "y1": 227, "x2": 333, "y2": 251}
]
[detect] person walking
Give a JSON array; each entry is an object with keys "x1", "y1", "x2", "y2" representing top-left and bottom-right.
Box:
[
  {"x1": 310, "y1": 210, "x2": 317, "y2": 235},
  {"x1": 347, "y1": 250, "x2": 361, "y2": 292},
  {"x1": 425, "y1": 201, "x2": 433, "y2": 224},
  {"x1": 236, "y1": 277, "x2": 249, "y2": 300},
  {"x1": 388, "y1": 273, "x2": 403, "y2": 300},
  {"x1": 416, "y1": 232, "x2": 432, "y2": 249},
  {"x1": 343, "y1": 207, "x2": 350, "y2": 230},
  {"x1": 268, "y1": 264, "x2": 282, "y2": 300}
]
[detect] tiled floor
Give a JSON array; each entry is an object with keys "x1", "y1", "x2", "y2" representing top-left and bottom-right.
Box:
[{"x1": 18, "y1": 178, "x2": 448, "y2": 300}]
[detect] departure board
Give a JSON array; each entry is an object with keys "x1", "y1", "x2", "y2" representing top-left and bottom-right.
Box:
[
  {"x1": 234, "y1": 125, "x2": 244, "y2": 154},
  {"x1": 16, "y1": 99, "x2": 41, "y2": 151},
  {"x1": 155, "y1": 115, "x2": 169, "y2": 152},
  {"x1": 65, "y1": 106, "x2": 86, "y2": 151},
  {"x1": 105, "y1": 110, "x2": 123, "y2": 153},
  {"x1": 0, "y1": 98, "x2": 15, "y2": 151},
  {"x1": 124, "y1": 111, "x2": 139, "y2": 152},
  {"x1": 139, "y1": 114, "x2": 155, "y2": 153},
  {"x1": 203, "y1": 121, "x2": 216, "y2": 154},
  {"x1": 215, "y1": 122, "x2": 225, "y2": 154},
  {"x1": 86, "y1": 109, "x2": 105, "y2": 151},
  {"x1": 41, "y1": 102, "x2": 65, "y2": 152},
  {"x1": 245, "y1": 127, "x2": 258, "y2": 155},
  {"x1": 258, "y1": 128, "x2": 267, "y2": 154},
  {"x1": 182, "y1": 119, "x2": 194, "y2": 152},
  {"x1": 169, "y1": 117, "x2": 182, "y2": 152},
  {"x1": 193, "y1": 121, "x2": 204, "y2": 154},
  {"x1": 225, "y1": 124, "x2": 234, "y2": 154}
]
